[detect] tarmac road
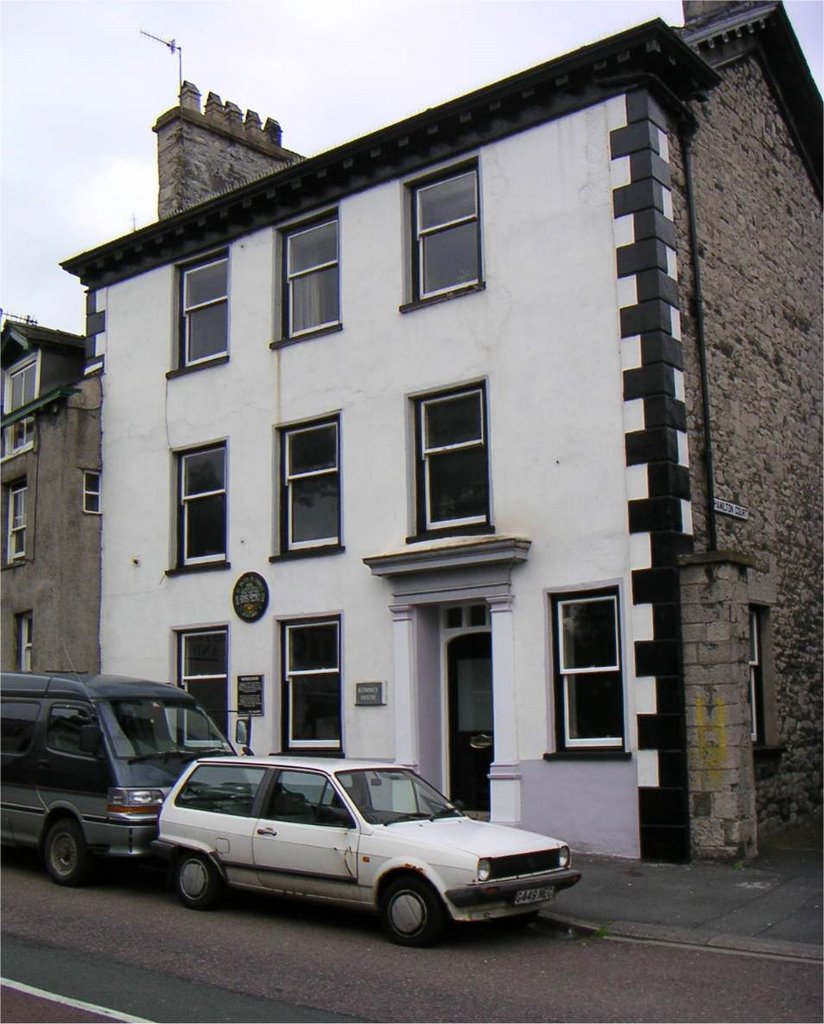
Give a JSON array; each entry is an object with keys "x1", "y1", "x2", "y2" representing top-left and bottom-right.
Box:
[{"x1": 2, "y1": 849, "x2": 821, "y2": 1023}]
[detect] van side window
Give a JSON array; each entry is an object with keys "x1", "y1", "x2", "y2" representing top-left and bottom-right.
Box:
[
  {"x1": 1, "y1": 701, "x2": 40, "y2": 755},
  {"x1": 174, "y1": 764, "x2": 266, "y2": 817},
  {"x1": 46, "y1": 706, "x2": 94, "y2": 756}
]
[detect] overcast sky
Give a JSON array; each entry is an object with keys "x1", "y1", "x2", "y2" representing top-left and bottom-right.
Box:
[{"x1": 1, "y1": 0, "x2": 821, "y2": 336}]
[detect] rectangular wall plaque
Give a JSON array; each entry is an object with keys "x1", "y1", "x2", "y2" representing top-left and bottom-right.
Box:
[
  {"x1": 237, "y1": 674, "x2": 264, "y2": 716},
  {"x1": 356, "y1": 681, "x2": 385, "y2": 706}
]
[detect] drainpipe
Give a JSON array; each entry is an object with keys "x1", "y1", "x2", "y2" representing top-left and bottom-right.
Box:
[{"x1": 679, "y1": 115, "x2": 718, "y2": 552}]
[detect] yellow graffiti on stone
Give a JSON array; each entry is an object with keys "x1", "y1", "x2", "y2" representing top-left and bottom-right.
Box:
[{"x1": 695, "y1": 694, "x2": 726, "y2": 784}]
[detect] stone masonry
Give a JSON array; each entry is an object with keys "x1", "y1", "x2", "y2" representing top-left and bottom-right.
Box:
[
  {"x1": 153, "y1": 82, "x2": 303, "y2": 218},
  {"x1": 671, "y1": 19, "x2": 823, "y2": 849}
]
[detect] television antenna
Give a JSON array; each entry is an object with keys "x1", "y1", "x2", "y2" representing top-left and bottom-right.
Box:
[{"x1": 140, "y1": 30, "x2": 183, "y2": 94}]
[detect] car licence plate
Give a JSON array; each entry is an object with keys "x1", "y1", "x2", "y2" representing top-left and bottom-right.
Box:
[{"x1": 514, "y1": 885, "x2": 555, "y2": 906}]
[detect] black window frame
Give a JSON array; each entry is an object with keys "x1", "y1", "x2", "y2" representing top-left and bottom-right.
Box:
[
  {"x1": 280, "y1": 617, "x2": 342, "y2": 753},
  {"x1": 282, "y1": 214, "x2": 340, "y2": 340},
  {"x1": 748, "y1": 606, "x2": 765, "y2": 745},
  {"x1": 550, "y1": 587, "x2": 625, "y2": 752},
  {"x1": 411, "y1": 383, "x2": 491, "y2": 540},
  {"x1": 410, "y1": 164, "x2": 481, "y2": 303},
  {"x1": 178, "y1": 251, "x2": 229, "y2": 370},
  {"x1": 278, "y1": 416, "x2": 342, "y2": 555},
  {"x1": 176, "y1": 443, "x2": 227, "y2": 569}
]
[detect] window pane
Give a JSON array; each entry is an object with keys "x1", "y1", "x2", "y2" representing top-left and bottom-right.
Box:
[
  {"x1": 186, "y1": 493, "x2": 225, "y2": 559},
  {"x1": 566, "y1": 672, "x2": 623, "y2": 741},
  {"x1": 419, "y1": 173, "x2": 476, "y2": 230},
  {"x1": 289, "y1": 222, "x2": 337, "y2": 274},
  {"x1": 561, "y1": 599, "x2": 618, "y2": 670},
  {"x1": 291, "y1": 475, "x2": 339, "y2": 543},
  {"x1": 187, "y1": 303, "x2": 228, "y2": 362},
  {"x1": 291, "y1": 676, "x2": 340, "y2": 741},
  {"x1": 10, "y1": 364, "x2": 37, "y2": 410},
  {"x1": 186, "y1": 260, "x2": 227, "y2": 308},
  {"x1": 422, "y1": 221, "x2": 479, "y2": 295},
  {"x1": 428, "y1": 447, "x2": 487, "y2": 523},
  {"x1": 425, "y1": 392, "x2": 482, "y2": 449},
  {"x1": 184, "y1": 450, "x2": 224, "y2": 497},
  {"x1": 289, "y1": 623, "x2": 338, "y2": 672},
  {"x1": 183, "y1": 631, "x2": 227, "y2": 676},
  {"x1": 291, "y1": 266, "x2": 339, "y2": 333},
  {"x1": 288, "y1": 425, "x2": 337, "y2": 475}
]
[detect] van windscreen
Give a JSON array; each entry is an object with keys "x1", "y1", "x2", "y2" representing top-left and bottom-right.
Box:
[{"x1": 99, "y1": 698, "x2": 233, "y2": 761}]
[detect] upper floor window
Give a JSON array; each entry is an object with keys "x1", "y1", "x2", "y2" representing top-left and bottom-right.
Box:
[
  {"x1": 280, "y1": 418, "x2": 340, "y2": 552},
  {"x1": 412, "y1": 168, "x2": 480, "y2": 301},
  {"x1": 551, "y1": 589, "x2": 624, "y2": 751},
  {"x1": 177, "y1": 445, "x2": 226, "y2": 566},
  {"x1": 83, "y1": 470, "x2": 101, "y2": 514},
  {"x1": 285, "y1": 218, "x2": 340, "y2": 337},
  {"x1": 181, "y1": 254, "x2": 228, "y2": 368},
  {"x1": 7, "y1": 482, "x2": 27, "y2": 562},
  {"x1": 414, "y1": 384, "x2": 489, "y2": 536},
  {"x1": 3, "y1": 355, "x2": 38, "y2": 456}
]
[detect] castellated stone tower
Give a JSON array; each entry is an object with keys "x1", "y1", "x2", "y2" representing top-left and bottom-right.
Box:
[{"x1": 153, "y1": 82, "x2": 303, "y2": 218}]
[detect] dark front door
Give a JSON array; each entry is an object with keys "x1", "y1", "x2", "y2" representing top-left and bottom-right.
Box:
[{"x1": 447, "y1": 632, "x2": 492, "y2": 813}]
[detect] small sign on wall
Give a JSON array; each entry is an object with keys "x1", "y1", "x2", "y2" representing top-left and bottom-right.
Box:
[
  {"x1": 714, "y1": 497, "x2": 750, "y2": 521},
  {"x1": 356, "y1": 682, "x2": 385, "y2": 706},
  {"x1": 237, "y1": 674, "x2": 264, "y2": 716}
]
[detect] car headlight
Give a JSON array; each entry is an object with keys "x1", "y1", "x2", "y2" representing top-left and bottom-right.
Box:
[
  {"x1": 558, "y1": 845, "x2": 570, "y2": 868},
  {"x1": 477, "y1": 858, "x2": 492, "y2": 882},
  {"x1": 107, "y1": 787, "x2": 165, "y2": 816}
]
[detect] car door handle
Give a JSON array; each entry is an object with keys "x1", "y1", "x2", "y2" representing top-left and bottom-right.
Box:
[{"x1": 256, "y1": 827, "x2": 277, "y2": 837}]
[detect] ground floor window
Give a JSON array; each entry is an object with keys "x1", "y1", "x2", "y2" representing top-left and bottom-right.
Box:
[
  {"x1": 748, "y1": 606, "x2": 765, "y2": 744},
  {"x1": 551, "y1": 588, "x2": 624, "y2": 749},
  {"x1": 178, "y1": 627, "x2": 229, "y2": 734},
  {"x1": 281, "y1": 618, "x2": 341, "y2": 750},
  {"x1": 15, "y1": 611, "x2": 32, "y2": 670}
]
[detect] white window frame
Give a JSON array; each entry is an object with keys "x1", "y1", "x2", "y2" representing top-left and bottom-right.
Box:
[
  {"x1": 179, "y1": 445, "x2": 227, "y2": 566},
  {"x1": 7, "y1": 483, "x2": 27, "y2": 562},
  {"x1": 283, "y1": 619, "x2": 341, "y2": 750},
  {"x1": 181, "y1": 255, "x2": 229, "y2": 368},
  {"x1": 748, "y1": 607, "x2": 763, "y2": 743},
  {"x1": 414, "y1": 168, "x2": 480, "y2": 300},
  {"x1": 82, "y1": 470, "x2": 101, "y2": 515},
  {"x1": 3, "y1": 355, "x2": 39, "y2": 457},
  {"x1": 16, "y1": 612, "x2": 32, "y2": 671},
  {"x1": 282, "y1": 420, "x2": 340, "y2": 550},
  {"x1": 419, "y1": 387, "x2": 488, "y2": 531},
  {"x1": 178, "y1": 627, "x2": 229, "y2": 735},
  {"x1": 285, "y1": 218, "x2": 340, "y2": 337},
  {"x1": 555, "y1": 592, "x2": 624, "y2": 750}
]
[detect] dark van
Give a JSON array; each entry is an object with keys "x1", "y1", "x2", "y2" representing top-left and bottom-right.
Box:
[{"x1": 0, "y1": 672, "x2": 234, "y2": 885}]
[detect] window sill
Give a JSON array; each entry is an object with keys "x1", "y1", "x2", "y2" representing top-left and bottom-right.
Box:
[
  {"x1": 277, "y1": 748, "x2": 344, "y2": 758},
  {"x1": 270, "y1": 544, "x2": 345, "y2": 563},
  {"x1": 166, "y1": 560, "x2": 232, "y2": 577},
  {"x1": 399, "y1": 281, "x2": 485, "y2": 314},
  {"x1": 543, "y1": 750, "x2": 631, "y2": 762},
  {"x1": 167, "y1": 355, "x2": 229, "y2": 380},
  {"x1": 753, "y1": 744, "x2": 785, "y2": 759},
  {"x1": 406, "y1": 523, "x2": 494, "y2": 545},
  {"x1": 270, "y1": 323, "x2": 343, "y2": 350},
  {"x1": 2, "y1": 559, "x2": 28, "y2": 572}
]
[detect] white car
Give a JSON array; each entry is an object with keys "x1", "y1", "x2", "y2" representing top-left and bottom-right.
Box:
[{"x1": 153, "y1": 756, "x2": 581, "y2": 946}]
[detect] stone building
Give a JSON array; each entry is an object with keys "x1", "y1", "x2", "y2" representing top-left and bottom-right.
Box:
[
  {"x1": 1, "y1": 317, "x2": 102, "y2": 674},
  {"x1": 60, "y1": 1, "x2": 820, "y2": 861}
]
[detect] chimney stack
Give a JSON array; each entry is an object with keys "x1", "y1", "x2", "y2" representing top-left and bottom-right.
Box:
[{"x1": 153, "y1": 82, "x2": 303, "y2": 219}]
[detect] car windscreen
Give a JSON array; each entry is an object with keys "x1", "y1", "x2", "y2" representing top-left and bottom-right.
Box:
[
  {"x1": 99, "y1": 698, "x2": 233, "y2": 765},
  {"x1": 335, "y1": 768, "x2": 462, "y2": 825}
]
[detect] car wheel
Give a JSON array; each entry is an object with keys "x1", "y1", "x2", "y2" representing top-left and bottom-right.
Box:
[
  {"x1": 380, "y1": 875, "x2": 446, "y2": 947},
  {"x1": 175, "y1": 851, "x2": 223, "y2": 910},
  {"x1": 44, "y1": 818, "x2": 92, "y2": 886}
]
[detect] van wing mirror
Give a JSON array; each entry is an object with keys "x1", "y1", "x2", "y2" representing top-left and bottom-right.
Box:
[{"x1": 235, "y1": 716, "x2": 254, "y2": 756}]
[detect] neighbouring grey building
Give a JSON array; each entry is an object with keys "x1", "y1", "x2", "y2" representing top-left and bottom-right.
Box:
[{"x1": 1, "y1": 317, "x2": 102, "y2": 674}]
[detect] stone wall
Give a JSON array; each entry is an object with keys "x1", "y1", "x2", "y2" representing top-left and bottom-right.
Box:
[{"x1": 670, "y1": 54, "x2": 823, "y2": 836}]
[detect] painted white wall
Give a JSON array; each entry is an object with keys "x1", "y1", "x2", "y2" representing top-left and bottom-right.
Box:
[{"x1": 98, "y1": 94, "x2": 640, "y2": 852}]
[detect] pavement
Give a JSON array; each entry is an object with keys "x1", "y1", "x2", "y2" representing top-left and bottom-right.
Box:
[{"x1": 540, "y1": 813, "x2": 822, "y2": 961}]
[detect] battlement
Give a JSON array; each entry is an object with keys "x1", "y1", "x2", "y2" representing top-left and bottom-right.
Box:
[{"x1": 176, "y1": 81, "x2": 286, "y2": 153}]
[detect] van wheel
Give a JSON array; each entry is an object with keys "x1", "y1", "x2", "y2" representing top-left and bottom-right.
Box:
[
  {"x1": 44, "y1": 818, "x2": 92, "y2": 886},
  {"x1": 380, "y1": 875, "x2": 446, "y2": 947},
  {"x1": 175, "y1": 852, "x2": 223, "y2": 910}
]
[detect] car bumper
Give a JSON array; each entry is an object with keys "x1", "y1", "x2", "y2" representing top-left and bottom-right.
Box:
[{"x1": 445, "y1": 867, "x2": 581, "y2": 911}]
